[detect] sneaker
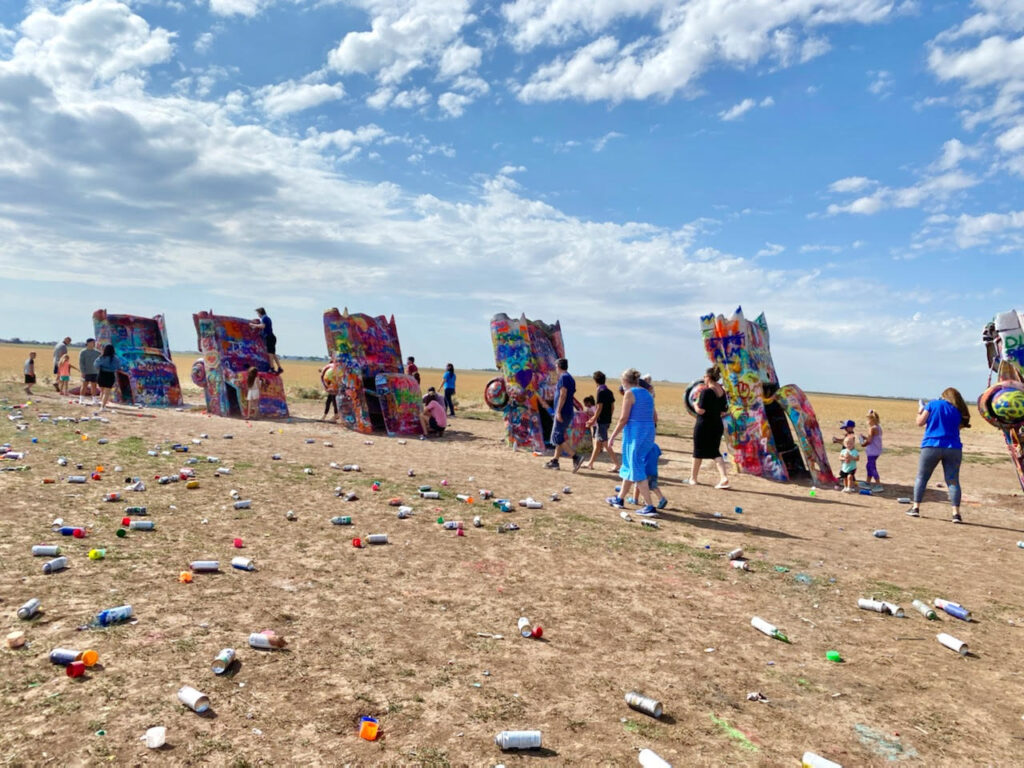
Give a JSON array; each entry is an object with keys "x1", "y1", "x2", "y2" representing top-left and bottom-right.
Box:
[
  {"x1": 544, "y1": 459, "x2": 560, "y2": 470},
  {"x1": 657, "y1": 498, "x2": 668, "y2": 510},
  {"x1": 572, "y1": 454, "x2": 584, "y2": 473},
  {"x1": 626, "y1": 497, "x2": 638, "y2": 505},
  {"x1": 951, "y1": 513, "x2": 963, "y2": 524},
  {"x1": 605, "y1": 496, "x2": 624, "y2": 509},
  {"x1": 636, "y1": 505, "x2": 659, "y2": 517},
  {"x1": 906, "y1": 507, "x2": 920, "y2": 517},
  {"x1": 685, "y1": 478, "x2": 697, "y2": 486}
]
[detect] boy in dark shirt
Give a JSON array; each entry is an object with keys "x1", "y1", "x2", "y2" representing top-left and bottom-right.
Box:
[{"x1": 585, "y1": 370, "x2": 619, "y2": 471}]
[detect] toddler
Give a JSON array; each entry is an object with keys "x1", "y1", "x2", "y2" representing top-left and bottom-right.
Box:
[{"x1": 839, "y1": 433, "x2": 860, "y2": 493}]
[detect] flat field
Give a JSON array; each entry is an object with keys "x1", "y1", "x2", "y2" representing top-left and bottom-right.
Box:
[{"x1": 1, "y1": 344, "x2": 1023, "y2": 767}]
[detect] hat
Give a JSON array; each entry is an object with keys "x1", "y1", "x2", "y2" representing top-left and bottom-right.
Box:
[{"x1": 840, "y1": 420, "x2": 855, "y2": 429}]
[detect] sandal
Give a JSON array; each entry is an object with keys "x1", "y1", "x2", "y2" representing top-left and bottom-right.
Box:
[{"x1": 714, "y1": 480, "x2": 730, "y2": 490}]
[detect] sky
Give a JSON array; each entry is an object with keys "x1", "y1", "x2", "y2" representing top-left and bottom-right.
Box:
[{"x1": 0, "y1": 0, "x2": 1021, "y2": 399}]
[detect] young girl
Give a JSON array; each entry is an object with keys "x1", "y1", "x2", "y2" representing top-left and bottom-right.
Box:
[
  {"x1": 582, "y1": 395, "x2": 597, "y2": 433},
  {"x1": 442, "y1": 363, "x2": 456, "y2": 417},
  {"x1": 94, "y1": 344, "x2": 121, "y2": 411},
  {"x1": 244, "y1": 367, "x2": 262, "y2": 420},
  {"x1": 860, "y1": 410, "x2": 883, "y2": 485},
  {"x1": 24, "y1": 352, "x2": 36, "y2": 395},
  {"x1": 319, "y1": 356, "x2": 341, "y2": 422},
  {"x1": 57, "y1": 353, "x2": 77, "y2": 396}
]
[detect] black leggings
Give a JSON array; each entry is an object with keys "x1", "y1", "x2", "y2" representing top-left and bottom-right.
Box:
[
  {"x1": 323, "y1": 394, "x2": 337, "y2": 415},
  {"x1": 444, "y1": 388, "x2": 455, "y2": 415}
]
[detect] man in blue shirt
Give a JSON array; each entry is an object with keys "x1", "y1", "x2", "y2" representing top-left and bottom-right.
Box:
[
  {"x1": 545, "y1": 358, "x2": 583, "y2": 471},
  {"x1": 251, "y1": 308, "x2": 282, "y2": 374}
]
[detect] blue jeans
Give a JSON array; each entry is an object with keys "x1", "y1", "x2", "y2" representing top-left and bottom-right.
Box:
[
  {"x1": 444, "y1": 388, "x2": 455, "y2": 416},
  {"x1": 913, "y1": 447, "x2": 962, "y2": 506}
]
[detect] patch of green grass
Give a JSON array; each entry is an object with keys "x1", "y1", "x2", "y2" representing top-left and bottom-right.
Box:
[
  {"x1": 468, "y1": 691, "x2": 525, "y2": 723},
  {"x1": 172, "y1": 636, "x2": 198, "y2": 653},
  {"x1": 961, "y1": 451, "x2": 1005, "y2": 465},
  {"x1": 458, "y1": 410, "x2": 501, "y2": 422},
  {"x1": 408, "y1": 747, "x2": 451, "y2": 768},
  {"x1": 866, "y1": 580, "x2": 905, "y2": 601},
  {"x1": 115, "y1": 436, "x2": 145, "y2": 459},
  {"x1": 623, "y1": 718, "x2": 658, "y2": 738}
]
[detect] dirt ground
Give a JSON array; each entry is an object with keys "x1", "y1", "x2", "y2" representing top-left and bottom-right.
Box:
[{"x1": 2, "y1": 356, "x2": 1024, "y2": 767}]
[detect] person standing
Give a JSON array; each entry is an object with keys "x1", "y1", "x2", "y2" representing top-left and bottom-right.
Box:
[
  {"x1": 244, "y1": 367, "x2": 263, "y2": 420},
  {"x1": 56, "y1": 352, "x2": 77, "y2": 396},
  {"x1": 606, "y1": 368, "x2": 657, "y2": 515},
  {"x1": 689, "y1": 367, "x2": 730, "y2": 488},
  {"x1": 23, "y1": 352, "x2": 36, "y2": 395},
  {"x1": 52, "y1": 336, "x2": 70, "y2": 392},
  {"x1": 406, "y1": 356, "x2": 420, "y2": 383},
  {"x1": 908, "y1": 388, "x2": 971, "y2": 523},
  {"x1": 251, "y1": 308, "x2": 282, "y2": 374},
  {"x1": 585, "y1": 370, "x2": 619, "y2": 471},
  {"x1": 78, "y1": 338, "x2": 101, "y2": 405},
  {"x1": 319, "y1": 356, "x2": 341, "y2": 421},
  {"x1": 860, "y1": 410, "x2": 883, "y2": 485},
  {"x1": 544, "y1": 358, "x2": 582, "y2": 471},
  {"x1": 442, "y1": 363, "x2": 457, "y2": 417},
  {"x1": 95, "y1": 344, "x2": 122, "y2": 411}
]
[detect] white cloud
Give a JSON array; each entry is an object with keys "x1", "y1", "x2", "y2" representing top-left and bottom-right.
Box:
[
  {"x1": 933, "y1": 138, "x2": 980, "y2": 170},
  {"x1": 867, "y1": 68, "x2": 893, "y2": 96},
  {"x1": 719, "y1": 98, "x2": 755, "y2": 121},
  {"x1": 438, "y1": 91, "x2": 472, "y2": 117},
  {"x1": 829, "y1": 176, "x2": 875, "y2": 193},
  {"x1": 954, "y1": 209, "x2": 1024, "y2": 248},
  {"x1": 996, "y1": 124, "x2": 1024, "y2": 153},
  {"x1": 208, "y1": 0, "x2": 269, "y2": 17},
  {"x1": 510, "y1": 0, "x2": 900, "y2": 104},
  {"x1": 257, "y1": 81, "x2": 345, "y2": 117},
  {"x1": 760, "y1": 95, "x2": 775, "y2": 108},
  {"x1": 194, "y1": 31, "x2": 215, "y2": 54},
  {"x1": 392, "y1": 87, "x2": 431, "y2": 109},
  {"x1": 303, "y1": 124, "x2": 387, "y2": 153},
  {"x1": 757, "y1": 242, "x2": 784, "y2": 257},
  {"x1": 327, "y1": 0, "x2": 476, "y2": 86},
  {"x1": 593, "y1": 130, "x2": 624, "y2": 152}
]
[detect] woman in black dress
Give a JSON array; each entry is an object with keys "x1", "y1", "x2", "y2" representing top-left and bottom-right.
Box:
[{"x1": 689, "y1": 367, "x2": 730, "y2": 488}]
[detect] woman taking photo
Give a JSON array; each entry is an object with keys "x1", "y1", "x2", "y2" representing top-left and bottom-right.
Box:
[
  {"x1": 606, "y1": 368, "x2": 658, "y2": 516},
  {"x1": 689, "y1": 367, "x2": 730, "y2": 489},
  {"x1": 908, "y1": 387, "x2": 971, "y2": 523}
]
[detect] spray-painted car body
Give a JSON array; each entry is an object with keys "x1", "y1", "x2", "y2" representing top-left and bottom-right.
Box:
[
  {"x1": 979, "y1": 309, "x2": 1024, "y2": 490},
  {"x1": 323, "y1": 307, "x2": 423, "y2": 436},
  {"x1": 698, "y1": 307, "x2": 835, "y2": 486},
  {"x1": 484, "y1": 313, "x2": 591, "y2": 454},
  {"x1": 191, "y1": 311, "x2": 288, "y2": 418},
  {"x1": 91, "y1": 310, "x2": 182, "y2": 407}
]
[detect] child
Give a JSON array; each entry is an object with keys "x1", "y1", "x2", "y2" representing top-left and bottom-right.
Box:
[
  {"x1": 57, "y1": 353, "x2": 77, "y2": 396},
  {"x1": 582, "y1": 395, "x2": 597, "y2": 433},
  {"x1": 832, "y1": 419, "x2": 855, "y2": 444},
  {"x1": 645, "y1": 442, "x2": 668, "y2": 510},
  {"x1": 244, "y1": 367, "x2": 262, "y2": 420},
  {"x1": 838, "y1": 433, "x2": 860, "y2": 493},
  {"x1": 23, "y1": 352, "x2": 36, "y2": 395},
  {"x1": 319, "y1": 356, "x2": 341, "y2": 422},
  {"x1": 860, "y1": 410, "x2": 883, "y2": 485}
]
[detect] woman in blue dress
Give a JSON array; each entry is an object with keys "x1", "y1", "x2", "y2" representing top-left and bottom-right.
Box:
[{"x1": 606, "y1": 368, "x2": 658, "y2": 516}]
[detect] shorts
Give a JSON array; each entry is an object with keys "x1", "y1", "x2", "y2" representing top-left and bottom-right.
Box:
[
  {"x1": 84, "y1": 373, "x2": 98, "y2": 383},
  {"x1": 265, "y1": 334, "x2": 277, "y2": 354},
  {"x1": 428, "y1": 416, "x2": 445, "y2": 435},
  {"x1": 839, "y1": 469, "x2": 856, "y2": 479},
  {"x1": 24, "y1": 374, "x2": 36, "y2": 384},
  {"x1": 551, "y1": 420, "x2": 568, "y2": 447},
  {"x1": 98, "y1": 370, "x2": 115, "y2": 389},
  {"x1": 595, "y1": 422, "x2": 609, "y2": 442},
  {"x1": 59, "y1": 375, "x2": 70, "y2": 382}
]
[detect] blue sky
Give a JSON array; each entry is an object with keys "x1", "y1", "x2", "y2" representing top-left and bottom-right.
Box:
[{"x1": 0, "y1": 0, "x2": 1021, "y2": 398}]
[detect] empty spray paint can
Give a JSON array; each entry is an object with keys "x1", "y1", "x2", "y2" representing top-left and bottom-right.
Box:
[
  {"x1": 857, "y1": 598, "x2": 888, "y2": 614},
  {"x1": 624, "y1": 691, "x2": 663, "y2": 718},
  {"x1": 67, "y1": 475, "x2": 87, "y2": 483},
  {"x1": 473, "y1": 516, "x2": 482, "y2": 527},
  {"x1": 95, "y1": 605, "x2": 133, "y2": 626},
  {"x1": 517, "y1": 617, "x2": 533, "y2": 637},
  {"x1": 231, "y1": 557, "x2": 255, "y2": 571},
  {"x1": 126, "y1": 520, "x2": 155, "y2": 531},
  {"x1": 211, "y1": 648, "x2": 235, "y2": 675},
  {"x1": 189, "y1": 561, "x2": 220, "y2": 572},
  {"x1": 443, "y1": 521, "x2": 463, "y2": 530},
  {"x1": 50, "y1": 648, "x2": 98, "y2": 666},
  {"x1": 641, "y1": 519, "x2": 659, "y2": 529},
  {"x1": 343, "y1": 464, "x2": 360, "y2": 471},
  {"x1": 88, "y1": 548, "x2": 105, "y2": 560},
  {"x1": 233, "y1": 500, "x2": 251, "y2": 509},
  {"x1": 186, "y1": 480, "x2": 200, "y2": 489},
  {"x1": 249, "y1": 631, "x2": 287, "y2": 649},
  {"x1": 802, "y1": 753, "x2": 843, "y2": 768},
  {"x1": 880, "y1": 601, "x2": 905, "y2": 618},
  {"x1": 177, "y1": 686, "x2": 210, "y2": 713},
  {"x1": 43, "y1": 557, "x2": 68, "y2": 574},
  {"x1": 124, "y1": 506, "x2": 147, "y2": 516},
  {"x1": 331, "y1": 516, "x2": 353, "y2": 525},
  {"x1": 230, "y1": 490, "x2": 241, "y2": 499},
  {"x1": 522, "y1": 499, "x2": 543, "y2": 509},
  {"x1": 494, "y1": 730, "x2": 541, "y2": 750},
  {"x1": 103, "y1": 492, "x2": 122, "y2": 502},
  {"x1": 18, "y1": 598, "x2": 40, "y2": 620},
  {"x1": 639, "y1": 749, "x2": 673, "y2": 768},
  {"x1": 937, "y1": 632, "x2": 968, "y2": 655},
  {"x1": 420, "y1": 491, "x2": 440, "y2": 499},
  {"x1": 728, "y1": 547, "x2": 744, "y2": 560},
  {"x1": 873, "y1": 530, "x2": 888, "y2": 538},
  {"x1": 934, "y1": 598, "x2": 972, "y2": 622},
  {"x1": 32, "y1": 545, "x2": 60, "y2": 557},
  {"x1": 730, "y1": 559, "x2": 750, "y2": 570},
  {"x1": 397, "y1": 507, "x2": 412, "y2": 519},
  {"x1": 57, "y1": 527, "x2": 86, "y2": 537},
  {"x1": 912, "y1": 599, "x2": 938, "y2": 620},
  {"x1": 367, "y1": 534, "x2": 388, "y2": 545},
  {"x1": 751, "y1": 616, "x2": 789, "y2": 642}
]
